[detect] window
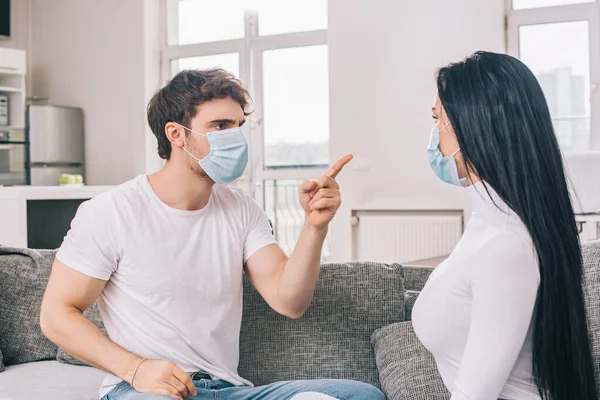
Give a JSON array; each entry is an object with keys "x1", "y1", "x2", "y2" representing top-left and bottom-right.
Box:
[
  {"x1": 171, "y1": 0, "x2": 327, "y2": 45},
  {"x1": 171, "y1": 53, "x2": 240, "y2": 77},
  {"x1": 163, "y1": 0, "x2": 330, "y2": 259},
  {"x1": 513, "y1": 0, "x2": 594, "y2": 9},
  {"x1": 263, "y1": 45, "x2": 329, "y2": 167},
  {"x1": 507, "y1": 0, "x2": 599, "y2": 151},
  {"x1": 264, "y1": 179, "x2": 331, "y2": 259},
  {"x1": 519, "y1": 21, "x2": 591, "y2": 149}
]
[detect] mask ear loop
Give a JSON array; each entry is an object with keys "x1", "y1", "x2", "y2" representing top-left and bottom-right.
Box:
[
  {"x1": 172, "y1": 122, "x2": 206, "y2": 161},
  {"x1": 438, "y1": 122, "x2": 450, "y2": 131},
  {"x1": 439, "y1": 121, "x2": 460, "y2": 157},
  {"x1": 451, "y1": 147, "x2": 467, "y2": 184},
  {"x1": 182, "y1": 146, "x2": 201, "y2": 161},
  {"x1": 173, "y1": 122, "x2": 208, "y2": 137}
]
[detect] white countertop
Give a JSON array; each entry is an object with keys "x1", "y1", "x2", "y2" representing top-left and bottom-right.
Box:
[
  {"x1": 0, "y1": 185, "x2": 114, "y2": 248},
  {"x1": 0, "y1": 185, "x2": 114, "y2": 200}
]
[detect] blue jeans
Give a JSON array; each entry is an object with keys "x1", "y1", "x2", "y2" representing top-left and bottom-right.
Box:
[{"x1": 102, "y1": 378, "x2": 385, "y2": 400}]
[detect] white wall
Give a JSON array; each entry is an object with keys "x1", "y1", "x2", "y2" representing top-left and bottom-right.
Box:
[
  {"x1": 2, "y1": 0, "x2": 32, "y2": 94},
  {"x1": 143, "y1": 0, "x2": 163, "y2": 175},
  {"x1": 30, "y1": 0, "x2": 161, "y2": 185},
  {"x1": 5, "y1": 0, "x2": 505, "y2": 255},
  {"x1": 328, "y1": 0, "x2": 506, "y2": 261}
]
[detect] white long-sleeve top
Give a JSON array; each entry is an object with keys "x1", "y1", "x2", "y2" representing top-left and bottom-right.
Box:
[{"x1": 412, "y1": 182, "x2": 542, "y2": 400}]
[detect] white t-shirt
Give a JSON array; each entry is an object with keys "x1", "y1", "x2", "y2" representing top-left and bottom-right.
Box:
[
  {"x1": 56, "y1": 175, "x2": 277, "y2": 397},
  {"x1": 412, "y1": 182, "x2": 541, "y2": 400}
]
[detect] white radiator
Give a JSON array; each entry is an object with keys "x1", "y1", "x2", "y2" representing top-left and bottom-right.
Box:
[{"x1": 352, "y1": 211, "x2": 463, "y2": 263}]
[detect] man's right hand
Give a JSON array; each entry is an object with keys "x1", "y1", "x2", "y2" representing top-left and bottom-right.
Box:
[{"x1": 132, "y1": 359, "x2": 197, "y2": 400}]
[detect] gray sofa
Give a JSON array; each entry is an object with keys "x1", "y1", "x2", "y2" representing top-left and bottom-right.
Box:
[{"x1": 0, "y1": 243, "x2": 599, "y2": 400}]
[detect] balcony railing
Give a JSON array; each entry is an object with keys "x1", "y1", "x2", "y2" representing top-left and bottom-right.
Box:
[{"x1": 264, "y1": 179, "x2": 331, "y2": 261}]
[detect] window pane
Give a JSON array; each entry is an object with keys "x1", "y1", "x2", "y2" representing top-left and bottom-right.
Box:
[
  {"x1": 519, "y1": 21, "x2": 591, "y2": 151},
  {"x1": 176, "y1": 0, "x2": 245, "y2": 45},
  {"x1": 174, "y1": 0, "x2": 327, "y2": 45},
  {"x1": 171, "y1": 53, "x2": 239, "y2": 77},
  {"x1": 513, "y1": 0, "x2": 593, "y2": 9},
  {"x1": 263, "y1": 45, "x2": 329, "y2": 167},
  {"x1": 257, "y1": 0, "x2": 327, "y2": 36},
  {"x1": 553, "y1": 118, "x2": 591, "y2": 151},
  {"x1": 264, "y1": 179, "x2": 330, "y2": 260}
]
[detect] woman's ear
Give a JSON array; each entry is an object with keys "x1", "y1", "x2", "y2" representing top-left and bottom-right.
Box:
[{"x1": 439, "y1": 106, "x2": 453, "y2": 135}]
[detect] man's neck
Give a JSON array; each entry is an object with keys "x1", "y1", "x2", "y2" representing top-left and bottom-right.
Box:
[{"x1": 147, "y1": 161, "x2": 213, "y2": 211}]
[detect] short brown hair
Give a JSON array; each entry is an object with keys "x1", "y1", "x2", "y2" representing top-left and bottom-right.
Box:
[{"x1": 147, "y1": 68, "x2": 251, "y2": 160}]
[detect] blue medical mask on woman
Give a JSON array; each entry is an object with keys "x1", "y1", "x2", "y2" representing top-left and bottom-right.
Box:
[
  {"x1": 177, "y1": 123, "x2": 248, "y2": 185},
  {"x1": 427, "y1": 123, "x2": 468, "y2": 187}
]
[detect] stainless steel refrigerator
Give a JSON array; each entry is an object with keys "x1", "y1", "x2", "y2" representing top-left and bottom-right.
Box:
[{"x1": 28, "y1": 105, "x2": 84, "y2": 186}]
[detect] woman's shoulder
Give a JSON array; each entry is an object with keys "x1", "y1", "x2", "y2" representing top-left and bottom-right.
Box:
[{"x1": 469, "y1": 229, "x2": 540, "y2": 287}]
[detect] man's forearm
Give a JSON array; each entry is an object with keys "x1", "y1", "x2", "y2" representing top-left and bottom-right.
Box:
[
  {"x1": 41, "y1": 305, "x2": 142, "y2": 383},
  {"x1": 276, "y1": 219, "x2": 328, "y2": 317}
]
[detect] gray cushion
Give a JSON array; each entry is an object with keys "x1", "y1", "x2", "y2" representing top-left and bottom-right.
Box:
[
  {"x1": 56, "y1": 302, "x2": 107, "y2": 366},
  {"x1": 0, "y1": 360, "x2": 105, "y2": 400},
  {"x1": 372, "y1": 321, "x2": 450, "y2": 400},
  {"x1": 0, "y1": 247, "x2": 58, "y2": 367},
  {"x1": 239, "y1": 261, "x2": 405, "y2": 388},
  {"x1": 404, "y1": 290, "x2": 420, "y2": 321},
  {"x1": 0, "y1": 348, "x2": 4, "y2": 372},
  {"x1": 403, "y1": 266, "x2": 434, "y2": 291},
  {"x1": 593, "y1": 329, "x2": 600, "y2": 398}
]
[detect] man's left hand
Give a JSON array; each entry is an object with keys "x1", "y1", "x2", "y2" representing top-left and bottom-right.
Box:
[{"x1": 298, "y1": 154, "x2": 353, "y2": 229}]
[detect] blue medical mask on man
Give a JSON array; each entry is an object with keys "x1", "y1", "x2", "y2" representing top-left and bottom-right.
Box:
[
  {"x1": 176, "y1": 123, "x2": 248, "y2": 185},
  {"x1": 427, "y1": 122, "x2": 468, "y2": 187}
]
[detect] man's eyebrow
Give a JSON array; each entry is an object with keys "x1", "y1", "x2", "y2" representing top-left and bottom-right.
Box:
[
  {"x1": 209, "y1": 118, "x2": 237, "y2": 125},
  {"x1": 239, "y1": 119, "x2": 246, "y2": 127}
]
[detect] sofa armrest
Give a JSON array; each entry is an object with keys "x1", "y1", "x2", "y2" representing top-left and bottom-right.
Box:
[{"x1": 403, "y1": 265, "x2": 435, "y2": 291}]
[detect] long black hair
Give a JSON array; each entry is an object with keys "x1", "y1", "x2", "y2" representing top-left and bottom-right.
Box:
[{"x1": 437, "y1": 51, "x2": 597, "y2": 400}]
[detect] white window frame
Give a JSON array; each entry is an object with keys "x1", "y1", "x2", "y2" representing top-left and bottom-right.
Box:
[
  {"x1": 506, "y1": 0, "x2": 600, "y2": 150},
  {"x1": 159, "y1": 0, "x2": 329, "y2": 209}
]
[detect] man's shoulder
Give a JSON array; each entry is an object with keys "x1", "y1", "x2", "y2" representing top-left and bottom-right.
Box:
[
  {"x1": 109, "y1": 174, "x2": 149, "y2": 199},
  {"x1": 82, "y1": 175, "x2": 148, "y2": 213},
  {"x1": 214, "y1": 184, "x2": 265, "y2": 213},
  {"x1": 214, "y1": 184, "x2": 252, "y2": 205}
]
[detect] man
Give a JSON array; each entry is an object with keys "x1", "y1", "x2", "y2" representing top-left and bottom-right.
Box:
[{"x1": 40, "y1": 69, "x2": 384, "y2": 400}]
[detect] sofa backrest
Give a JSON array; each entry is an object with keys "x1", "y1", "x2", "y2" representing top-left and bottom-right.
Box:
[
  {"x1": 0, "y1": 247, "x2": 58, "y2": 367},
  {"x1": 403, "y1": 266, "x2": 435, "y2": 292},
  {"x1": 2, "y1": 240, "x2": 597, "y2": 394},
  {"x1": 0, "y1": 247, "x2": 407, "y2": 383},
  {"x1": 582, "y1": 242, "x2": 600, "y2": 395},
  {"x1": 238, "y1": 261, "x2": 405, "y2": 389}
]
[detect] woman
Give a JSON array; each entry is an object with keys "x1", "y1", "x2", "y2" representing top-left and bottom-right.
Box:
[{"x1": 412, "y1": 51, "x2": 597, "y2": 400}]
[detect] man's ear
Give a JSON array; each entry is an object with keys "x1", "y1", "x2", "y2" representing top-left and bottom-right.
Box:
[{"x1": 165, "y1": 122, "x2": 185, "y2": 149}]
